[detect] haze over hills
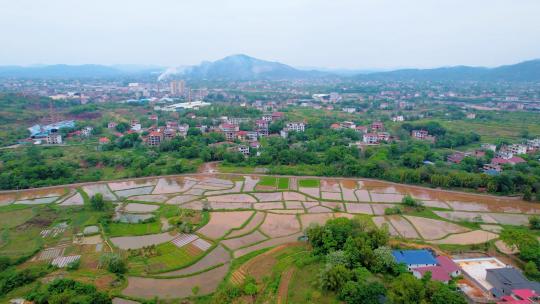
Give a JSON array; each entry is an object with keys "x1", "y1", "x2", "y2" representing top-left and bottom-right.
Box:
[{"x1": 0, "y1": 55, "x2": 539, "y2": 82}]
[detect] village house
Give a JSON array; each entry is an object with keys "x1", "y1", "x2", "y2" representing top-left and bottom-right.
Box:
[
  {"x1": 371, "y1": 121, "x2": 384, "y2": 131},
  {"x1": 285, "y1": 122, "x2": 306, "y2": 132},
  {"x1": 219, "y1": 123, "x2": 239, "y2": 141},
  {"x1": 46, "y1": 132, "x2": 62, "y2": 145},
  {"x1": 392, "y1": 115, "x2": 404, "y2": 122},
  {"x1": 271, "y1": 112, "x2": 284, "y2": 120},
  {"x1": 98, "y1": 137, "x2": 110, "y2": 145},
  {"x1": 107, "y1": 122, "x2": 117, "y2": 129},
  {"x1": 340, "y1": 121, "x2": 356, "y2": 129},
  {"x1": 130, "y1": 120, "x2": 142, "y2": 132},
  {"x1": 356, "y1": 125, "x2": 368, "y2": 134},
  {"x1": 363, "y1": 133, "x2": 379, "y2": 144},
  {"x1": 178, "y1": 124, "x2": 189, "y2": 137},
  {"x1": 412, "y1": 129, "x2": 436, "y2": 142},
  {"x1": 147, "y1": 131, "x2": 163, "y2": 147}
]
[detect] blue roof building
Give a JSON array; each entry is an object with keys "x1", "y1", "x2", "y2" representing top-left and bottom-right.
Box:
[{"x1": 392, "y1": 249, "x2": 438, "y2": 270}]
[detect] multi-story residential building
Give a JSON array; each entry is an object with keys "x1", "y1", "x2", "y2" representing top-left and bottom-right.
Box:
[
  {"x1": 237, "y1": 145, "x2": 250, "y2": 157},
  {"x1": 507, "y1": 144, "x2": 527, "y2": 155},
  {"x1": 363, "y1": 133, "x2": 379, "y2": 144},
  {"x1": 81, "y1": 126, "x2": 93, "y2": 137},
  {"x1": 392, "y1": 115, "x2": 404, "y2": 122},
  {"x1": 46, "y1": 133, "x2": 62, "y2": 144},
  {"x1": 130, "y1": 120, "x2": 142, "y2": 132},
  {"x1": 340, "y1": 121, "x2": 356, "y2": 129},
  {"x1": 220, "y1": 123, "x2": 239, "y2": 141},
  {"x1": 163, "y1": 128, "x2": 176, "y2": 140},
  {"x1": 285, "y1": 122, "x2": 305, "y2": 132},
  {"x1": 371, "y1": 121, "x2": 384, "y2": 131},
  {"x1": 178, "y1": 124, "x2": 189, "y2": 137},
  {"x1": 107, "y1": 122, "x2": 117, "y2": 129},
  {"x1": 169, "y1": 80, "x2": 185, "y2": 97},
  {"x1": 262, "y1": 114, "x2": 273, "y2": 122},
  {"x1": 147, "y1": 131, "x2": 163, "y2": 147},
  {"x1": 412, "y1": 130, "x2": 436, "y2": 143}
]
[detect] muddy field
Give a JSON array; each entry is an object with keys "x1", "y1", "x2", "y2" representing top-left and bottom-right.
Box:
[
  {"x1": 198, "y1": 211, "x2": 253, "y2": 239},
  {"x1": 123, "y1": 263, "x2": 230, "y2": 299}
]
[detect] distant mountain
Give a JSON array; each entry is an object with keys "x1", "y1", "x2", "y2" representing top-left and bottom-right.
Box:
[
  {"x1": 183, "y1": 54, "x2": 329, "y2": 80},
  {"x1": 357, "y1": 59, "x2": 540, "y2": 82}
]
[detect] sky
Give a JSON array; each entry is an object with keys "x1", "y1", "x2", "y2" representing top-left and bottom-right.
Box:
[{"x1": 1, "y1": 0, "x2": 540, "y2": 69}]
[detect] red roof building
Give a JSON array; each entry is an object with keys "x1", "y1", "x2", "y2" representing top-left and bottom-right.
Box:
[
  {"x1": 491, "y1": 156, "x2": 526, "y2": 166},
  {"x1": 412, "y1": 266, "x2": 451, "y2": 283}
]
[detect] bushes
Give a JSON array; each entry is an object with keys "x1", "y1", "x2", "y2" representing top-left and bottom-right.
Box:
[
  {"x1": 27, "y1": 278, "x2": 111, "y2": 304},
  {"x1": 0, "y1": 265, "x2": 50, "y2": 296},
  {"x1": 99, "y1": 253, "x2": 127, "y2": 274}
]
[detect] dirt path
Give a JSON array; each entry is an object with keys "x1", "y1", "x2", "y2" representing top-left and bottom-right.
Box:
[{"x1": 277, "y1": 267, "x2": 295, "y2": 304}]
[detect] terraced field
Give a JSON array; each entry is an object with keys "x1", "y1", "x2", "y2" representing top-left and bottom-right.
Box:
[{"x1": 1, "y1": 172, "x2": 538, "y2": 302}]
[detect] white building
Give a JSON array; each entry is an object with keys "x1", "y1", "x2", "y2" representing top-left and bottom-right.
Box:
[
  {"x1": 508, "y1": 144, "x2": 527, "y2": 155},
  {"x1": 392, "y1": 115, "x2": 404, "y2": 122},
  {"x1": 285, "y1": 122, "x2": 305, "y2": 132},
  {"x1": 363, "y1": 133, "x2": 379, "y2": 144},
  {"x1": 46, "y1": 133, "x2": 63, "y2": 144}
]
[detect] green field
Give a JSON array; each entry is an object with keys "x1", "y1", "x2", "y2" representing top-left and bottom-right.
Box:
[
  {"x1": 288, "y1": 262, "x2": 340, "y2": 304},
  {"x1": 108, "y1": 221, "x2": 161, "y2": 237},
  {"x1": 129, "y1": 242, "x2": 201, "y2": 274},
  {"x1": 258, "y1": 176, "x2": 277, "y2": 187},
  {"x1": 298, "y1": 179, "x2": 320, "y2": 188},
  {"x1": 277, "y1": 177, "x2": 290, "y2": 189}
]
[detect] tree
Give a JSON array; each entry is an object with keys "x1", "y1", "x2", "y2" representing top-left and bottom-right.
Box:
[
  {"x1": 115, "y1": 122, "x2": 130, "y2": 133},
  {"x1": 523, "y1": 186, "x2": 533, "y2": 201},
  {"x1": 388, "y1": 274, "x2": 425, "y2": 304},
  {"x1": 524, "y1": 261, "x2": 540, "y2": 280},
  {"x1": 339, "y1": 281, "x2": 386, "y2": 304},
  {"x1": 529, "y1": 215, "x2": 540, "y2": 230},
  {"x1": 371, "y1": 246, "x2": 396, "y2": 273},
  {"x1": 402, "y1": 195, "x2": 422, "y2": 208},
  {"x1": 319, "y1": 264, "x2": 351, "y2": 291},
  {"x1": 90, "y1": 193, "x2": 105, "y2": 211}
]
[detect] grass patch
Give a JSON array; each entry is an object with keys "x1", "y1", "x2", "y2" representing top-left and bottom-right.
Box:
[
  {"x1": 277, "y1": 177, "x2": 290, "y2": 190},
  {"x1": 0, "y1": 207, "x2": 35, "y2": 229},
  {"x1": 258, "y1": 176, "x2": 277, "y2": 187},
  {"x1": 298, "y1": 179, "x2": 320, "y2": 188},
  {"x1": 128, "y1": 242, "x2": 200, "y2": 274},
  {"x1": 287, "y1": 261, "x2": 340, "y2": 303},
  {"x1": 108, "y1": 221, "x2": 161, "y2": 237}
]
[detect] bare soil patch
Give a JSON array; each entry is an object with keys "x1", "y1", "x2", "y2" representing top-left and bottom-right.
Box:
[
  {"x1": 82, "y1": 184, "x2": 116, "y2": 201},
  {"x1": 166, "y1": 194, "x2": 199, "y2": 205},
  {"x1": 345, "y1": 203, "x2": 373, "y2": 214},
  {"x1": 198, "y1": 211, "x2": 253, "y2": 239},
  {"x1": 123, "y1": 263, "x2": 229, "y2": 299},
  {"x1": 110, "y1": 232, "x2": 177, "y2": 250},
  {"x1": 124, "y1": 203, "x2": 159, "y2": 213},
  {"x1": 254, "y1": 202, "x2": 284, "y2": 210},
  {"x1": 283, "y1": 192, "x2": 306, "y2": 201},
  {"x1": 404, "y1": 216, "x2": 469, "y2": 240},
  {"x1": 298, "y1": 187, "x2": 320, "y2": 198},
  {"x1": 321, "y1": 191, "x2": 342, "y2": 200},
  {"x1": 206, "y1": 194, "x2": 256, "y2": 203},
  {"x1": 222, "y1": 230, "x2": 267, "y2": 250},
  {"x1": 300, "y1": 213, "x2": 333, "y2": 227},
  {"x1": 285, "y1": 201, "x2": 304, "y2": 209},
  {"x1": 370, "y1": 193, "x2": 404, "y2": 203},
  {"x1": 109, "y1": 179, "x2": 157, "y2": 191},
  {"x1": 259, "y1": 213, "x2": 301, "y2": 237},
  {"x1": 157, "y1": 245, "x2": 231, "y2": 277},
  {"x1": 254, "y1": 192, "x2": 283, "y2": 202},
  {"x1": 227, "y1": 212, "x2": 266, "y2": 238},
  {"x1": 129, "y1": 194, "x2": 169, "y2": 203},
  {"x1": 234, "y1": 233, "x2": 303, "y2": 258},
  {"x1": 387, "y1": 215, "x2": 419, "y2": 238},
  {"x1": 432, "y1": 230, "x2": 498, "y2": 245},
  {"x1": 354, "y1": 190, "x2": 371, "y2": 202}
]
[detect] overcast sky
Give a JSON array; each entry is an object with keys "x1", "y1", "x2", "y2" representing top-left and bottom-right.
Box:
[{"x1": 1, "y1": 0, "x2": 539, "y2": 69}]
